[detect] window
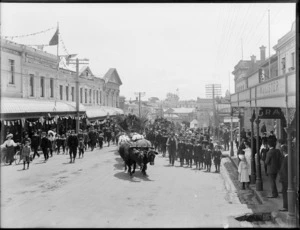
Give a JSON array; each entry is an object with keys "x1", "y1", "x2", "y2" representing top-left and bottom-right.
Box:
[
  {"x1": 85, "y1": 89, "x2": 87, "y2": 103},
  {"x1": 281, "y1": 57, "x2": 286, "y2": 74},
  {"x1": 97, "y1": 90, "x2": 99, "y2": 104},
  {"x1": 100, "y1": 91, "x2": 102, "y2": 104},
  {"x1": 40, "y1": 77, "x2": 45, "y2": 97},
  {"x1": 291, "y1": 52, "x2": 295, "y2": 69},
  {"x1": 80, "y1": 88, "x2": 83, "y2": 103},
  {"x1": 8, "y1": 59, "x2": 15, "y2": 84},
  {"x1": 29, "y1": 74, "x2": 34, "y2": 96},
  {"x1": 66, "y1": 86, "x2": 69, "y2": 101},
  {"x1": 71, "y1": 87, "x2": 75, "y2": 102},
  {"x1": 50, "y1": 79, "x2": 54, "y2": 98},
  {"x1": 89, "y1": 89, "x2": 92, "y2": 103},
  {"x1": 60, "y1": 85, "x2": 63, "y2": 100}
]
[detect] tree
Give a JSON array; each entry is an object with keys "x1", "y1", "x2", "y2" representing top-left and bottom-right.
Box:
[
  {"x1": 165, "y1": 93, "x2": 179, "y2": 102},
  {"x1": 148, "y1": 97, "x2": 160, "y2": 103}
]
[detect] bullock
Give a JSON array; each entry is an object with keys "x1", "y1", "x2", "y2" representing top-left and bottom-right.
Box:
[{"x1": 118, "y1": 142, "x2": 158, "y2": 176}]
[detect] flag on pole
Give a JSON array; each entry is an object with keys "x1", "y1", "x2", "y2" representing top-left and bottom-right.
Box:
[{"x1": 49, "y1": 29, "x2": 59, "y2": 46}]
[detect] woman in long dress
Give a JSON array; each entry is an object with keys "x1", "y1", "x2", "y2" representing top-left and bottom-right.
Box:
[{"x1": 1, "y1": 133, "x2": 19, "y2": 165}]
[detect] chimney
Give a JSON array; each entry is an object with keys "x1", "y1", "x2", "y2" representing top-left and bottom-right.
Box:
[
  {"x1": 260, "y1": 45, "x2": 266, "y2": 61},
  {"x1": 250, "y1": 55, "x2": 256, "y2": 63}
]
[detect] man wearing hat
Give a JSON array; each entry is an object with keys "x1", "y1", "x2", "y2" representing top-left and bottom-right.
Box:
[
  {"x1": 177, "y1": 137, "x2": 185, "y2": 167},
  {"x1": 166, "y1": 132, "x2": 177, "y2": 166},
  {"x1": 40, "y1": 132, "x2": 50, "y2": 162},
  {"x1": 278, "y1": 144, "x2": 288, "y2": 211},
  {"x1": 31, "y1": 131, "x2": 41, "y2": 160},
  {"x1": 67, "y1": 130, "x2": 79, "y2": 163}
]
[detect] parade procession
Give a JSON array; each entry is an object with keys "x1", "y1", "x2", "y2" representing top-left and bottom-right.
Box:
[{"x1": 0, "y1": 2, "x2": 298, "y2": 229}]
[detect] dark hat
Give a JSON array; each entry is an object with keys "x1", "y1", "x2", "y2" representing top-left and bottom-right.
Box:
[{"x1": 281, "y1": 144, "x2": 287, "y2": 153}]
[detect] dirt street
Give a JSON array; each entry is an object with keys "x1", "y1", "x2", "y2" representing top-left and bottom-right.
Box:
[{"x1": 1, "y1": 145, "x2": 252, "y2": 228}]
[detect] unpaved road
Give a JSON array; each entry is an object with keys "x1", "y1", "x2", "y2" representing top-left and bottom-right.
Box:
[{"x1": 1, "y1": 145, "x2": 252, "y2": 228}]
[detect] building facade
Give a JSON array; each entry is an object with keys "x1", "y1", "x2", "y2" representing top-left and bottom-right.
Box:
[{"x1": 1, "y1": 38, "x2": 123, "y2": 142}]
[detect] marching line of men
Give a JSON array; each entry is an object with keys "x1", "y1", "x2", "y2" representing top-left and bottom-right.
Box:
[{"x1": 147, "y1": 131, "x2": 222, "y2": 173}]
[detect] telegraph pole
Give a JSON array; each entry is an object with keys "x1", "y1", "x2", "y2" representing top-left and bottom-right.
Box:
[
  {"x1": 68, "y1": 57, "x2": 89, "y2": 133},
  {"x1": 134, "y1": 92, "x2": 145, "y2": 118}
]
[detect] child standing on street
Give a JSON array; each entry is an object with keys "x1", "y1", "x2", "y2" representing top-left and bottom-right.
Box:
[
  {"x1": 238, "y1": 154, "x2": 250, "y2": 190},
  {"x1": 22, "y1": 140, "x2": 31, "y2": 170},
  {"x1": 213, "y1": 145, "x2": 222, "y2": 173},
  {"x1": 78, "y1": 137, "x2": 85, "y2": 158}
]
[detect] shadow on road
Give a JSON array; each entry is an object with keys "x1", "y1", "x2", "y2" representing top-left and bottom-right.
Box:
[{"x1": 114, "y1": 172, "x2": 141, "y2": 182}]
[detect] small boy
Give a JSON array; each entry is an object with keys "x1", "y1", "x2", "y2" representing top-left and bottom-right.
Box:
[
  {"x1": 213, "y1": 145, "x2": 222, "y2": 173},
  {"x1": 78, "y1": 137, "x2": 85, "y2": 158},
  {"x1": 238, "y1": 154, "x2": 250, "y2": 190},
  {"x1": 205, "y1": 145, "x2": 212, "y2": 172},
  {"x1": 22, "y1": 140, "x2": 31, "y2": 170}
]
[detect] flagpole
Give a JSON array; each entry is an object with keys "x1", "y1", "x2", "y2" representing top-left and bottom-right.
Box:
[{"x1": 56, "y1": 22, "x2": 59, "y2": 133}]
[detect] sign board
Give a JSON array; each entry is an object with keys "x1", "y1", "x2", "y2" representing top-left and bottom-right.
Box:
[
  {"x1": 223, "y1": 117, "x2": 239, "y2": 123},
  {"x1": 258, "y1": 107, "x2": 284, "y2": 119}
]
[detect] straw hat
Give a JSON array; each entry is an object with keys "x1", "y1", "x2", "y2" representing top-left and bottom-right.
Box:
[{"x1": 6, "y1": 133, "x2": 13, "y2": 139}]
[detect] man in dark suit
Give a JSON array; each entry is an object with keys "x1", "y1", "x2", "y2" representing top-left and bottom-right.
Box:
[
  {"x1": 265, "y1": 139, "x2": 282, "y2": 198},
  {"x1": 279, "y1": 144, "x2": 288, "y2": 211}
]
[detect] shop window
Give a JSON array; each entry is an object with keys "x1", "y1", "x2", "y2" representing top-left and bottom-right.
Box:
[
  {"x1": 71, "y1": 87, "x2": 75, "y2": 102},
  {"x1": 40, "y1": 77, "x2": 45, "y2": 97},
  {"x1": 89, "y1": 89, "x2": 92, "y2": 103},
  {"x1": 8, "y1": 59, "x2": 15, "y2": 84},
  {"x1": 50, "y1": 79, "x2": 54, "y2": 98},
  {"x1": 66, "y1": 86, "x2": 69, "y2": 101},
  {"x1": 85, "y1": 89, "x2": 87, "y2": 103},
  {"x1": 60, "y1": 85, "x2": 63, "y2": 100},
  {"x1": 291, "y1": 52, "x2": 295, "y2": 69},
  {"x1": 29, "y1": 74, "x2": 34, "y2": 96},
  {"x1": 281, "y1": 57, "x2": 286, "y2": 74}
]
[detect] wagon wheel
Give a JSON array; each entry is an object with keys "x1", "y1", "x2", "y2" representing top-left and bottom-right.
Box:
[{"x1": 14, "y1": 151, "x2": 22, "y2": 165}]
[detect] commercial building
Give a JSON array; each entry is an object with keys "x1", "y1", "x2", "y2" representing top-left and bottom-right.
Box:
[
  {"x1": 1, "y1": 38, "x2": 123, "y2": 142},
  {"x1": 230, "y1": 22, "x2": 297, "y2": 226}
]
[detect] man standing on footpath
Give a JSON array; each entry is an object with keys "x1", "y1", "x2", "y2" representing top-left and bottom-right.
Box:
[
  {"x1": 265, "y1": 138, "x2": 282, "y2": 198},
  {"x1": 223, "y1": 129, "x2": 230, "y2": 151},
  {"x1": 279, "y1": 144, "x2": 288, "y2": 212},
  {"x1": 166, "y1": 132, "x2": 177, "y2": 166}
]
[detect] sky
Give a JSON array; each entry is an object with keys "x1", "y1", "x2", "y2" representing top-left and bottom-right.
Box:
[{"x1": 1, "y1": 3, "x2": 296, "y2": 101}]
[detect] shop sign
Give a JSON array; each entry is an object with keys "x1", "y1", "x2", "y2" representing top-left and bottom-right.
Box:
[{"x1": 258, "y1": 107, "x2": 284, "y2": 119}]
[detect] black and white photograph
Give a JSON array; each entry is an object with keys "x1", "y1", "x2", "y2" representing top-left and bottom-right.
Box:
[{"x1": 0, "y1": 1, "x2": 298, "y2": 228}]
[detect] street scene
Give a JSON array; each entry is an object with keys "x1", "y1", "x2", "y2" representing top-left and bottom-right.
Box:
[{"x1": 0, "y1": 2, "x2": 298, "y2": 228}]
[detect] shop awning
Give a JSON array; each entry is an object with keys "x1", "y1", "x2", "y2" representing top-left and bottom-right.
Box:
[
  {"x1": 85, "y1": 106, "x2": 124, "y2": 119},
  {"x1": 0, "y1": 97, "x2": 85, "y2": 119}
]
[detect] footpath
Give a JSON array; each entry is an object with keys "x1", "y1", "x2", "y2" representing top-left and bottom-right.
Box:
[{"x1": 220, "y1": 146, "x2": 289, "y2": 228}]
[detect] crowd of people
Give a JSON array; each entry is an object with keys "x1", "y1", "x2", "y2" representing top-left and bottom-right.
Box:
[
  {"x1": 0, "y1": 123, "x2": 121, "y2": 169},
  {"x1": 234, "y1": 123, "x2": 296, "y2": 213}
]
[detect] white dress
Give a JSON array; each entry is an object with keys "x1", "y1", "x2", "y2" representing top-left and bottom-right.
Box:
[{"x1": 244, "y1": 147, "x2": 252, "y2": 175}]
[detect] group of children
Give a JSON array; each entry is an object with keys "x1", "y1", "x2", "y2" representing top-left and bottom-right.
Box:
[{"x1": 176, "y1": 138, "x2": 222, "y2": 173}]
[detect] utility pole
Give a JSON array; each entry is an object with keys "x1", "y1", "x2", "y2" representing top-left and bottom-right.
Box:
[
  {"x1": 68, "y1": 57, "x2": 89, "y2": 133},
  {"x1": 134, "y1": 92, "x2": 145, "y2": 118}
]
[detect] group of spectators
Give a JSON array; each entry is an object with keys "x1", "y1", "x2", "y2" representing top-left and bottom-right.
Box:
[
  {"x1": 235, "y1": 123, "x2": 296, "y2": 213},
  {"x1": 1, "y1": 124, "x2": 121, "y2": 169}
]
